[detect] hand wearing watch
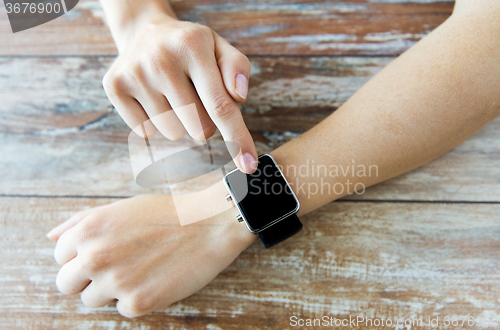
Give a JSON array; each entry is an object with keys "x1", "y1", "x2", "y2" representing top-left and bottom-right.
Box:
[{"x1": 223, "y1": 154, "x2": 302, "y2": 248}]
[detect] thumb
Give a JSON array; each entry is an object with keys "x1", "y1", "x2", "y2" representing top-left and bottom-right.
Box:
[{"x1": 214, "y1": 33, "x2": 251, "y2": 103}]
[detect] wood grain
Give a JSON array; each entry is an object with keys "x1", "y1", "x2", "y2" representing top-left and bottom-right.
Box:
[
  {"x1": 1, "y1": 197, "x2": 499, "y2": 329},
  {"x1": 0, "y1": 0, "x2": 454, "y2": 56},
  {"x1": 0, "y1": 56, "x2": 383, "y2": 133},
  {"x1": 3, "y1": 1, "x2": 499, "y2": 328},
  {"x1": 1, "y1": 56, "x2": 499, "y2": 200}
]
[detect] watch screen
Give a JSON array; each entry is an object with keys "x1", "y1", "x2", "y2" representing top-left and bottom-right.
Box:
[{"x1": 225, "y1": 154, "x2": 299, "y2": 232}]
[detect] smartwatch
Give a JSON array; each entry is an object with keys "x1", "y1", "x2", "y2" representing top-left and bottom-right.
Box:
[{"x1": 223, "y1": 153, "x2": 302, "y2": 248}]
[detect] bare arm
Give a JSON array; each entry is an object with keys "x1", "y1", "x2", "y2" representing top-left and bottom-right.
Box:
[
  {"x1": 274, "y1": 0, "x2": 500, "y2": 214},
  {"x1": 98, "y1": 0, "x2": 177, "y2": 52},
  {"x1": 48, "y1": 0, "x2": 500, "y2": 318}
]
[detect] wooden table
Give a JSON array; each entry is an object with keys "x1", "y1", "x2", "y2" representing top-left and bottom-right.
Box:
[{"x1": 2, "y1": 0, "x2": 500, "y2": 329}]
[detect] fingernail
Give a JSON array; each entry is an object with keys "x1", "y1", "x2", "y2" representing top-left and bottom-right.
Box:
[
  {"x1": 239, "y1": 153, "x2": 257, "y2": 173},
  {"x1": 235, "y1": 73, "x2": 248, "y2": 100}
]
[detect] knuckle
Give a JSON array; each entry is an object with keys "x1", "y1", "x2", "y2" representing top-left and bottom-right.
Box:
[
  {"x1": 53, "y1": 234, "x2": 71, "y2": 265},
  {"x1": 140, "y1": 46, "x2": 172, "y2": 76},
  {"x1": 81, "y1": 299, "x2": 100, "y2": 309},
  {"x1": 76, "y1": 216, "x2": 99, "y2": 240},
  {"x1": 81, "y1": 291, "x2": 99, "y2": 308},
  {"x1": 172, "y1": 26, "x2": 211, "y2": 55},
  {"x1": 210, "y1": 93, "x2": 237, "y2": 120},
  {"x1": 73, "y1": 214, "x2": 105, "y2": 246},
  {"x1": 55, "y1": 265, "x2": 82, "y2": 295},
  {"x1": 109, "y1": 271, "x2": 134, "y2": 295},
  {"x1": 130, "y1": 292, "x2": 153, "y2": 316},
  {"x1": 120, "y1": 291, "x2": 153, "y2": 318},
  {"x1": 55, "y1": 271, "x2": 69, "y2": 294},
  {"x1": 79, "y1": 245, "x2": 107, "y2": 276},
  {"x1": 80, "y1": 294, "x2": 91, "y2": 307},
  {"x1": 198, "y1": 124, "x2": 216, "y2": 141},
  {"x1": 238, "y1": 52, "x2": 251, "y2": 69},
  {"x1": 109, "y1": 271, "x2": 126, "y2": 290},
  {"x1": 102, "y1": 71, "x2": 127, "y2": 99},
  {"x1": 117, "y1": 302, "x2": 139, "y2": 318}
]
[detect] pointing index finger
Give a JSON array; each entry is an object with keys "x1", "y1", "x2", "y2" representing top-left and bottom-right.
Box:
[{"x1": 188, "y1": 56, "x2": 258, "y2": 173}]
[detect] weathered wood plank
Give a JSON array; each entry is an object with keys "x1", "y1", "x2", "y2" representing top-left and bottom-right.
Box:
[
  {"x1": 0, "y1": 57, "x2": 500, "y2": 201},
  {"x1": 1, "y1": 56, "x2": 499, "y2": 200},
  {"x1": 244, "y1": 56, "x2": 391, "y2": 131},
  {"x1": 0, "y1": 0, "x2": 454, "y2": 56},
  {"x1": 1, "y1": 197, "x2": 499, "y2": 329},
  {"x1": 0, "y1": 56, "x2": 384, "y2": 133}
]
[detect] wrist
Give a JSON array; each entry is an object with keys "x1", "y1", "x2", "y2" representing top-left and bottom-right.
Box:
[
  {"x1": 176, "y1": 178, "x2": 257, "y2": 250},
  {"x1": 204, "y1": 179, "x2": 258, "y2": 249},
  {"x1": 103, "y1": 2, "x2": 178, "y2": 53}
]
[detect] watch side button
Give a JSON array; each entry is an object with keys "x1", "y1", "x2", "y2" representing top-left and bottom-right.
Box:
[
  {"x1": 225, "y1": 194, "x2": 232, "y2": 202},
  {"x1": 236, "y1": 214, "x2": 244, "y2": 222}
]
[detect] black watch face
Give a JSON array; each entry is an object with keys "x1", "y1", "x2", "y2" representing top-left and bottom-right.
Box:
[{"x1": 224, "y1": 154, "x2": 299, "y2": 232}]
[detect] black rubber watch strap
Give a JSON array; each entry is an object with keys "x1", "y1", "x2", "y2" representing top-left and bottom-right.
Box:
[{"x1": 258, "y1": 213, "x2": 302, "y2": 248}]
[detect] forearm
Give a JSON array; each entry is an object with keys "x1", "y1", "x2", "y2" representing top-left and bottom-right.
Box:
[
  {"x1": 270, "y1": 6, "x2": 500, "y2": 215},
  {"x1": 99, "y1": 0, "x2": 177, "y2": 52}
]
